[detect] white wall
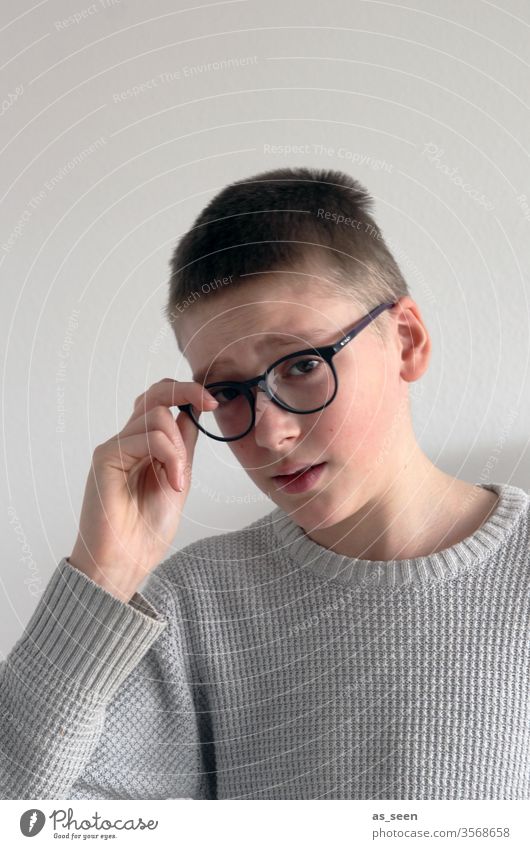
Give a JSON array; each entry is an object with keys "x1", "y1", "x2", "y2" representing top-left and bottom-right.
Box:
[{"x1": 2, "y1": 0, "x2": 529, "y2": 653}]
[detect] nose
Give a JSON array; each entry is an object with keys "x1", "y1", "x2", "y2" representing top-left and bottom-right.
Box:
[{"x1": 252, "y1": 384, "x2": 301, "y2": 448}]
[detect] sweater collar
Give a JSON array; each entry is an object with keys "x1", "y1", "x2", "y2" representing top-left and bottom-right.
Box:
[{"x1": 269, "y1": 483, "x2": 529, "y2": 589}]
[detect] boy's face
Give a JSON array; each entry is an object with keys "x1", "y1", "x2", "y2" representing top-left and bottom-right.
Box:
[{"x1": 178, "y1": 275, "x2": 416, "y2": 531}]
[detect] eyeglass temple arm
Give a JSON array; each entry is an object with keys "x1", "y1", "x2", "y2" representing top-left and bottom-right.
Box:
[{"x1": 331, "y1": 301, "x2": 397, "y2": 354}]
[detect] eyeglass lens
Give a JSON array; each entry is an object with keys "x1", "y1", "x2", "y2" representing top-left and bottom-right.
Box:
[{"x1": 189, "y1": 353, "x2": 336, "y2": 440}]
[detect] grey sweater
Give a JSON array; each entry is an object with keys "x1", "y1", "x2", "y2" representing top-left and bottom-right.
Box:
[{"x1": 1, "y1": 482, "x2": 528, "y2": 800}]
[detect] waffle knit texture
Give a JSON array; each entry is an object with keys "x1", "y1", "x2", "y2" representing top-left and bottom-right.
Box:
[{"x1": 1, "y1": 481, "x2": 529, "y2": 800}]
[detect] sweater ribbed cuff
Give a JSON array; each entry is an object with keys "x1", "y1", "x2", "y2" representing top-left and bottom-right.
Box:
[{"x1": 10, "y1": 557, "x2": 167, "y2": 702}]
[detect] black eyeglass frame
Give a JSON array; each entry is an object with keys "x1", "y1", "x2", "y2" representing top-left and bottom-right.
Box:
[{"x1": 177, "y1": 300, "x2": 398, "y2": 442}]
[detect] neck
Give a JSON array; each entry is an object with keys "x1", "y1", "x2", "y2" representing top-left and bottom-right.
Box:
[{"x1": 304, "y1": 448, "x2": 493, "y2": 561}]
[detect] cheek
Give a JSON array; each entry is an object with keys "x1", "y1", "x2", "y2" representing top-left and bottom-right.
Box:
[
  {"x1": 227, "y1": 438, "x2": 260, "y2": 473},
  {"x1": 227, "y1": 440, "x2": 249, "y2": 462},
  {"x1": 320, "y1": 366, "x2": 398, "y2": 459}
]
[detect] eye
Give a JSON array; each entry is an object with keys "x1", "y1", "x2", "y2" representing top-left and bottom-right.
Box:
[
  {"x1": 209, "y1": 386, "x2": 242, "y2": 406},
  {"x1": 286, "y1": 357, "x2": 323, "y2": 377}
]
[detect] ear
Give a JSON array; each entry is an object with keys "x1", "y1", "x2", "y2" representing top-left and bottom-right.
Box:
[{"x1": 393, "y1": 297, "x2": 431, "y2": 383}]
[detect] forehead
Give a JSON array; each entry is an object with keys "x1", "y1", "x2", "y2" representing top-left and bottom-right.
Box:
[
  {"x1": 178, "y1": 275, "x2": 352, "y2": 345},
  {"x1": 177, "y1": 276, "x2": 360, "y2": 382}
]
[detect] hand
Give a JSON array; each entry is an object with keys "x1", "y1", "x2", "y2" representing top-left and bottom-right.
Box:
[{"x1": 68, "y1": 378, "x2": 218, "y2": 602}]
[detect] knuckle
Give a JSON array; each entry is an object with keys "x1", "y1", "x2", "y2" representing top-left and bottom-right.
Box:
[
  {"x1": 155, "y1": 407, "x2": 180, "y2": 442},
  {"x1": 93, "y1": 443, "x2": 105, "y2": 461},
  {"x1": 93, "y1": 440, "x2": 114, "y2": 465},
  {"x1": 150, "y1": 404, "x2": 170, "y2": 427},
  {"x1": 151, "y1": 428, "x2": 168, "y2": 446},
  {"x1": 134, "y1": 381, "x2": 161, "y2": 406},
  {"x1": 153, "y1": 404, "x2": 173, "y2": 422},
  {"x1": 151, "y1": 427, "x2": 181, "y2": 455},
  {"x1": 94, "y1": 438, "x2": 112, "y2": 455}
]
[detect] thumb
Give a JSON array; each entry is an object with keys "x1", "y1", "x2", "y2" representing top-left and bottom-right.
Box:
[{"x1": 175, "y1": 410, "x2": 200, "y2": 488}]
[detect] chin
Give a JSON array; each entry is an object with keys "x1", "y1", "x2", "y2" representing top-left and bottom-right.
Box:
[{"x1": 280, "y1": 494, "x2": 349, "y2": 532}]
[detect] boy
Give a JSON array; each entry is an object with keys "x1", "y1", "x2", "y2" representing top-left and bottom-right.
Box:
[{"x1": 1, "y1": 167, "x2": 528, "y2": 800}]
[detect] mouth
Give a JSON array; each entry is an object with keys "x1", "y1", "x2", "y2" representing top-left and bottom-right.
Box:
[{"x1": 271, "y1": 462, "x2": 327, "y2": 494}]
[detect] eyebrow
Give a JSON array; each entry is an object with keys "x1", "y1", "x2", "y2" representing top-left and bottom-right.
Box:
[{"x1": 192, "y1": 326, "x2": 335, "y2": 384}]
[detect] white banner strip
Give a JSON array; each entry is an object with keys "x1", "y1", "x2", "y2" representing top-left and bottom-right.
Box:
[{"x1": 2, "y1": 798, "x2": 528, "y2": 847}]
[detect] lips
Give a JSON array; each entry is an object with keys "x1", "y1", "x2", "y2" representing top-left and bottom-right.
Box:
[
  {"x1": 271, "y1": 462, "x2": 327, "y2": 493},
  {"x1": 272, "y1": 463, "x2": 318, "y2": 477}
]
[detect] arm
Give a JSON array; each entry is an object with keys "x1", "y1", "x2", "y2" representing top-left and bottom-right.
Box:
[{"x1": 0, "y1": 557, "x2": 214, "y2": 800}]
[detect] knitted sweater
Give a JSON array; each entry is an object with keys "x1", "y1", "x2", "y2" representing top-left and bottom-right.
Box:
[{"x1": 1, "y1": 481, "x2": 528, "y2": 800}]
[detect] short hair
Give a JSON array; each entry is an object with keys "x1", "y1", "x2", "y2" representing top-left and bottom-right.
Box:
[{"x1": 165, "y1": 166, "x2": 410, "y2": 346}]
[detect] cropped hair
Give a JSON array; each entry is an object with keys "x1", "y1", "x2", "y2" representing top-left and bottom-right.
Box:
[{"x1": 165, "y1": 167, "x2": 410, "y2": 345}]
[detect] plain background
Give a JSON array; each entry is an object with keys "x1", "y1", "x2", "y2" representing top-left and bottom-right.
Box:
[{"x1": 1, "y1": 0, "x2": 529, "y2": 654}]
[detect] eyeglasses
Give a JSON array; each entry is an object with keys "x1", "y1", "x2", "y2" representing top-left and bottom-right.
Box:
[{"x1": 177, "y1": 301, "x2": 397, "y2": 442}]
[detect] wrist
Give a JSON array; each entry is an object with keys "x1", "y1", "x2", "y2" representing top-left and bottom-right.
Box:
[{"x1": 67, "y1": 549, "x2": 143, "y2": 604}]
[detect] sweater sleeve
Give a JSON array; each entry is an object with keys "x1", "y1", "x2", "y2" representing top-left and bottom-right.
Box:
[{"x1": 0, "y1": 557, "x2": 214, "y2": 800}]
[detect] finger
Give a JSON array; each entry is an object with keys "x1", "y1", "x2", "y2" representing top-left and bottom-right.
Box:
[
  {"x1": 109, "y1": 430, "x2": 185, "y2": 492},
  {"x1": 132, "y1": 380, "x2": 218, "y2": 418},
  {"x1": 122, "y1": 405, "x2": 183, "y2": 448},
  {"x1": 174, "y1": 409, "x2": 200, "y2": 489}
]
